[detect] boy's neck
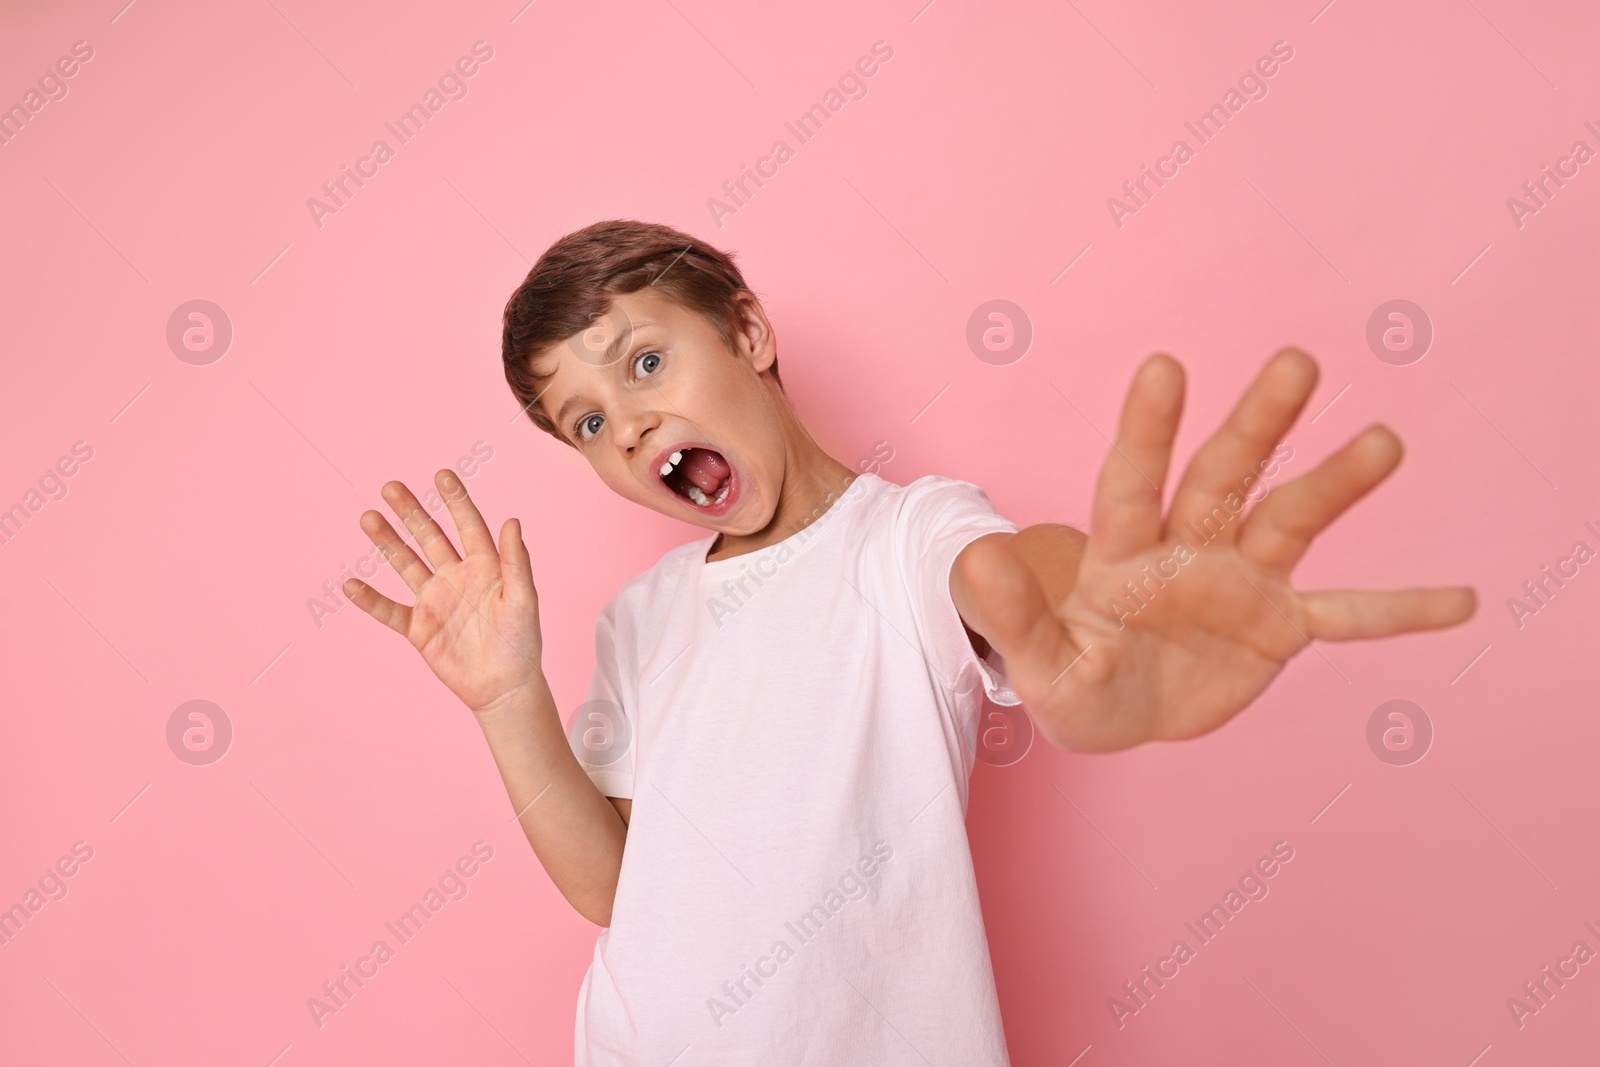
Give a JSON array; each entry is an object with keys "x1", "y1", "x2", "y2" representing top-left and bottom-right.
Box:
[{"x1": 705, "y1": 425, "x2": 857, "y2": 564}]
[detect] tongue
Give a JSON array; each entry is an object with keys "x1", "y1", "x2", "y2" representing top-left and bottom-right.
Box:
[{"x1": 681, "y1": 448, "x2": 730, "y2": 493}]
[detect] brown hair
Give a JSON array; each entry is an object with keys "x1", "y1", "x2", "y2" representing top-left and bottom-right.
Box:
[{"x1": 501, "y1": 219, "x2": 783, "y2": 446}]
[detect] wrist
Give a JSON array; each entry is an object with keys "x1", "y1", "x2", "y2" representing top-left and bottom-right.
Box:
[
  {"x1": 471, "y1": 675, "x2": 555, "y2": 726},
  {"x1": 471, "y1": 675, "x2": 576, "y2": 774},
  {"x1": 1036, "y1": 691, "x2": 1156, "y2": 754}
]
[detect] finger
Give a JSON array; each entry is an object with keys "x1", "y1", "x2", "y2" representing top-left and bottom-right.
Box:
[
  {"x1": 1237, "y1": 424, "x2": 1401, "y2": 572},
  {"x1": 438, "y1": 469, "x2": 498, "y2": 557},
  {"x1": 341, "y1": 577, "x2": 413, "y2": 636},
  {"x1": 360, "y1": 509, "x2": 433, "y2": 593},
  {"x1": 1166, "y1": 347, "x2": 1318, "y2": 543},
  {"x1": 1086, "y1": 353, "x2": 1185, "y2": 561},
  {"x1": 1301, "y1": 586, "x2": 1477, "y2": 640},
  {"x1": 499, "y1": 517, "x2": 535, "y2": 595},
  {"x1": 382, "y1": 480, "x2": 461, "y2": 569}
]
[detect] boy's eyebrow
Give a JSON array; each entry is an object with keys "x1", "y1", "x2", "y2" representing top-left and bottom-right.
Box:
[
  {"x1": 553, "y1": 392, "x2": 583, "y2": 432},
  {"x1": 547, "y1": 319, "x2": 661, "y2": 431},
  {"x1": 605, "y1": 318, "x2": 656, "y2": 362}
]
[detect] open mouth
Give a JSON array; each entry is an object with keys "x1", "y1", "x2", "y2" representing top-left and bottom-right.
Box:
[{"x1": 657, "y1": 446, "x2": 733, "y2": 509}]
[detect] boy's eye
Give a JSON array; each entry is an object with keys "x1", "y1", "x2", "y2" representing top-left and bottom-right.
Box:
[
  {"x1": 577, "y1": 413, "x2": 604, "y2": 442},
  {"x1": 636, "y1": 351, "x2": 661, "y2": 376}
]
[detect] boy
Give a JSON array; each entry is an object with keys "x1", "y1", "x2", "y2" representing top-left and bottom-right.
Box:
[{"x1": 342, "y1": 220, "x2": 1474, "y2": 1064}]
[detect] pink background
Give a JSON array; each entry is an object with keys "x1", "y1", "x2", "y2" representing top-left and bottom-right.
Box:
[{"x1": 3, "y1": 0, "x2": 1597, "y2": 1063}]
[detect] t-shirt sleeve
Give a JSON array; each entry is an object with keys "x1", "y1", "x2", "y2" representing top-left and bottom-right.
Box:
[
  {"x1": 565, "y1": 593, "x2": 636, "y2": 799},
  {"x1": 894, "y1": 475, "x2": 1024, "y2": 707}
]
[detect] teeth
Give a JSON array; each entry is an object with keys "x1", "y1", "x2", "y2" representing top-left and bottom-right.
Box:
[
  {"x1": 684, "y1": 479, "x2": 731, "y2": 508},
  {"x1": 658, "y1": 450, "x2": 684, "y2": 478}
]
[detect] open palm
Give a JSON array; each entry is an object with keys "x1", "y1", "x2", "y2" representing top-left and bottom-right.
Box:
[
  {"x1": 342, "y1": 472, "x2": 544, "y2": 714},
  {"x1": 985, "y1": 349, "x2": 1475, "y2": 752}
]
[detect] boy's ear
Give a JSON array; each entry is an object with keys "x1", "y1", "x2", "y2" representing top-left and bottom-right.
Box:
[{"x1": 731, "y1": 292, "x2": 777, "y2": 374}]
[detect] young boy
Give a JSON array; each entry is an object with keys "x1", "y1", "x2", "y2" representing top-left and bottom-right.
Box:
[{"x1": 343, "y1": 220, "x2": 1475, "y2": 1064}]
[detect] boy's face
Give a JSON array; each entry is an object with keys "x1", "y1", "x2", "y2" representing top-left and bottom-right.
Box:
[{"x1": 529, "y1": 287, "x2": 789, "y2": 534}]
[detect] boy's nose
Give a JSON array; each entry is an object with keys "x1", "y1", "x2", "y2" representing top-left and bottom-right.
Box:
[{"x1": 612, "y1": 405, "x2": 662, "y2": 456}]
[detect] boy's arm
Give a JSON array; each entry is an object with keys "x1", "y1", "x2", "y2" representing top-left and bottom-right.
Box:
[
  {"x1": 343, "y1": 472, "x2": 629, "y2": 926},
  {"x1": 473, "y1": 679, "x2": 629, "y2": 925},
  {"x1": 950, "y1": 349, "x2": 1476, "y2": 754}
]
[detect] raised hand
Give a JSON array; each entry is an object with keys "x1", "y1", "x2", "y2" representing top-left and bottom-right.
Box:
[
  {"x1": 343, "y1": 470, "x2": 544, "y2": 714},
  {"x1": 964, "y1": 348, "x2": 1476, "y2": 752}
]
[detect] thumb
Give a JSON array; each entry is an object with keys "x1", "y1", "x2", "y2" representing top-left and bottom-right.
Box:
[
  {"x1": 499, "y1": 517, "x2": 536, "y2": 595},
  {"x1": 955, "y1": 536, "x2": 1063, "y2": 664}
]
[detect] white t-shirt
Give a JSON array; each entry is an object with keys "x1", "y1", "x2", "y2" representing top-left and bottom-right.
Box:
[{"x1": 565, "y1": 471, "x2": 1023, "y2": 1066}]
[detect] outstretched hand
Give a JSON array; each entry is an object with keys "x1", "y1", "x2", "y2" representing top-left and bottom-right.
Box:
[
  {"x1": 342, "y1": 471, "x2": 545, "y2": 714},
  {"x1": 960, "y1": 348, "x2": 1476, "y2": 752}
]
